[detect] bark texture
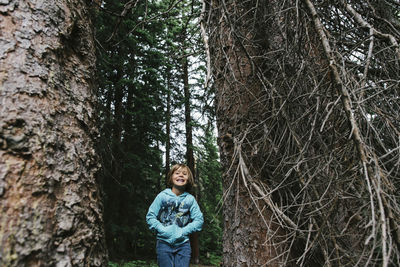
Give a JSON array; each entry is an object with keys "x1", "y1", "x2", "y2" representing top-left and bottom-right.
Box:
[
  {"x1": 0, "y1": 0, "x2": 107, "y2": 266},
  {"x1": 207, "y1": 0, "x2": 400, "y2": 266},
  {"x1": 209, "y1": 1, "x2": 287, "y2": 266}
]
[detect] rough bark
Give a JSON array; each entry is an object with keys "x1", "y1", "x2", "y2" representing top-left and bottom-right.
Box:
[
  {"x1": 0, "y1": 0, "x2": 108, "y2": 266},
  {"x1": 209, "y1": 1, "x2": 288, "y2": 265},
  {"x1": 207, "y1": 0, "x2": 400, "y2": 266}
]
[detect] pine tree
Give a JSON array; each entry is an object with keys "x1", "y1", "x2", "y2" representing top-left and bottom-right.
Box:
[
  {"x1": 94, "y1": 0, "x2": 223, "y2": 262},
  {"x1": 196, "y1": 124, "x2": 223, "y2": 264},
  {"x1": 0, "y1": 0, "x2": 107, "y2": 265},
  {"x1": 207, "y1": 0, "x2": 400, "y2": 265},
  {"x1": 95, "y1": 0, "x2": 166, "y2": 259}
]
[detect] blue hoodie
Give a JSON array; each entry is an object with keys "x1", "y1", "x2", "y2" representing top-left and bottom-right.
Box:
[{"x1": 146, "y1": 188, "x2": 203, "y2": 246}]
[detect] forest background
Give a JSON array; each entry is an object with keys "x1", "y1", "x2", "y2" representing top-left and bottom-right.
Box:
[
  {"x1": 94, "y1": 0, "x2": 222, "y2": 265},
  {"x1": 1, "y1": 0, "x2": 400, "y2": 266}
]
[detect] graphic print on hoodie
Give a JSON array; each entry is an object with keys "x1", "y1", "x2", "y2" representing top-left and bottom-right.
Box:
[
  {"x1": 146, "y1": 188, "x2": 203, "y2": 246},
  {"x1": 158, "y1": 198, "x2": 191, "y2": 227}
]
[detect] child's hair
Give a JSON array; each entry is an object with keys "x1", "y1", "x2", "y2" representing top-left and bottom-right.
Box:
[{"x1": 167, "y1": 163, "x2": 195, "y2": 192}]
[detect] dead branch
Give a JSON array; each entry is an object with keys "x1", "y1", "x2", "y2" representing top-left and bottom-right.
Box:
[{"x1": 207, "y1": 0, "x2": 400, "y2": 265}]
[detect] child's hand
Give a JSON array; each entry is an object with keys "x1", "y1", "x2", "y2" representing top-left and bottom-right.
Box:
[
  {"x1": 158, "y1": 224, "x2": 186, "y2": 243},
  {"x1": 171, "y1": 225, "x2": 185, "y2": 243},
  {"x1": 158, "y1": 225, "x2": 173, "y2": 239}
]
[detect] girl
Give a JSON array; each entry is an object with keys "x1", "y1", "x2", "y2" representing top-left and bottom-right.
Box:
[{"x1": 146, "y1": 164, "x2": 204, "y2": 267}]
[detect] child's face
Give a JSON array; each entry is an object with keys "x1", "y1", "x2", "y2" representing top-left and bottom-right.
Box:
[{"x1": 171, "y1": 167, "x2": 189, "y2": 188}]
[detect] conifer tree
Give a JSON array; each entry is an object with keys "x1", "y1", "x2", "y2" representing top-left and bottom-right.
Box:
[
  {"x1": 207, "y1": 0, "x2": 400, "y2": 265},
  {"x1": 0, "y1": 0, "x2": 107, "y2": 265},
  {"x1": 95, "y1": 0, "x2": 166, "y2": 259},
  {"x1": 197, "y1": 124, "x2": 223, "y2": 264}
]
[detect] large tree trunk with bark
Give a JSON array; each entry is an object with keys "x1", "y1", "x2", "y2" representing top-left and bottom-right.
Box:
[
  {"x1": 208, "y1": 1, "x2": 290, "y2": 265},
  {"x1": 207, "y1": 0, "x2": 400, "y2": 266},
  {"x1": 0, "y1": 1, "x2": 108, "y2": 266}
]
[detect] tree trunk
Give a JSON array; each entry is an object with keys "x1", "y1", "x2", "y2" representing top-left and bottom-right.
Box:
[
  {"x1": 0, "y1": 1, "x2": 108, "y2": 266},
  {"x1": 182, "y1": 55, "x2": 200, "y2": 264},
  {"x1": 208, "y1": 0, "x2": 400, "y2": 266},
  {"x1": 183, "y1": 57, "x2": 195, "y2": 177},
  {"x1": 111, "y1": 65, "x2": 123, "y2": 186},
  {"x1": 209, "y1": 1, "x2": 285, "y2": 265},
  {"x1": 165, "y1": 66, "x2": 171, "y2": 186}
]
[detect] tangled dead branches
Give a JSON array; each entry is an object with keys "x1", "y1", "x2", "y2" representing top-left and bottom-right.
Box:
[{"x1": 206, "y1": 0, "x2": 400, "y2": 266}]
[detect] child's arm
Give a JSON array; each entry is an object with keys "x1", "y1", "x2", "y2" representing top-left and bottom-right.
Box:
[
  {"x1": 182, "y1": 197, "x2": 204, "y2": 235},
  {"x1": 146, "y1": 194, "x2": 165, "y2": 234}
]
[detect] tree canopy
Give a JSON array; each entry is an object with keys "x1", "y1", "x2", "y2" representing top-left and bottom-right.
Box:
[{"x1": 93, "y1": 0, "x2": 222, "y2": 263}]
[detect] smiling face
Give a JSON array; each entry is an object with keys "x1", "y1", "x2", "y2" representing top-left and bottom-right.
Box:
[
  {"x1": 167, "y1": 164, "x2": 194, "y2": 193},
  {"x1": 172, "y1": 167, "x2": 189, "y2": 188}
]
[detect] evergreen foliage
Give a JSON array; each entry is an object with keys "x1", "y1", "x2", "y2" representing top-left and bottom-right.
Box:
[
  {"x1": 196, "y1": 125, "x2": 223, "y2": 264},
  {"x1": 93, "y1": 0, "x2": 223, "y2": 263},
  {"x1": 94, "y1": 0, "x2": 166, "y2": 259}
]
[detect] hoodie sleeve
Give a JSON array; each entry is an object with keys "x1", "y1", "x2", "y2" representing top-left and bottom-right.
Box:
[
  {"x1": 182, "y1": 196, "x2": 204, "y2": 235},
  {"x1": 146, "y1": 193, "x2": 165, "y2": 233}
]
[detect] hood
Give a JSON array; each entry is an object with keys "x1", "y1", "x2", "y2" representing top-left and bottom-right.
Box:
[{"x1": 162, "y1": 188, "x2": 189, "y2": 198}]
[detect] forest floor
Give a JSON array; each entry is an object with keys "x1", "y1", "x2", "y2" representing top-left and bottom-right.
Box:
[{"x1": 109, "y1": 260, "x2": 218, "y2": 267}]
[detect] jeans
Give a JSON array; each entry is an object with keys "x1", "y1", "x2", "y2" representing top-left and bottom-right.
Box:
[{"x1": 156, "y1": 240, "x2": 191, "y2": 267}]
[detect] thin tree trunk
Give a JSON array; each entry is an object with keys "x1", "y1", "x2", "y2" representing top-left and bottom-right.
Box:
[
  {"x1": 165, "y1": 67, "x2": 171, "y2": 186},
  {"x1": 182, "y1": 55, "x2": 200, "y2": 264},
  {"x1": 183, "y1": 57, "x2": 195, "y2": 176},
  {"x1": 0, "y1": 1, "x2": 108, "y2": 266},
  {"x1": 112, "y1": 66, "x2": 123, "y2": 184}
]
